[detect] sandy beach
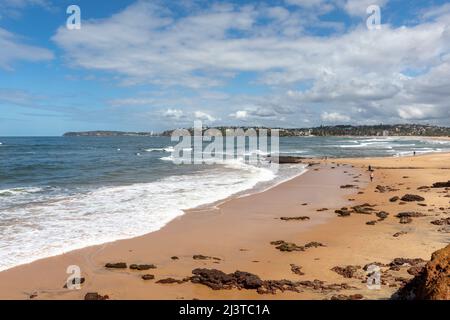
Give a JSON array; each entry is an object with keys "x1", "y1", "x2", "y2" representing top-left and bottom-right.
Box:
[{"x1": 0, "y1": 152, "x2": 448, "y2": 300}]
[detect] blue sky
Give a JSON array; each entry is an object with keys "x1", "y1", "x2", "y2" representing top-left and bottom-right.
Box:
[{"x1": 0, "y1": 0, "x2": 449, "y2": 136}]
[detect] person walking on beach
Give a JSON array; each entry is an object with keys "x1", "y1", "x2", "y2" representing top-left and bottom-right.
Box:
[
  {"x1": 370, "y1": 172, "x2": 374, "y2": 182},
  {"x1": 368, "y1": 165, "x2": 372, "y2": 172}
]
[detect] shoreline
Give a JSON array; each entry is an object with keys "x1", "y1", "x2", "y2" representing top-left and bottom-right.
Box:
[{"x1": 0, "y1": 152, "x2": 448, "y2": 299}]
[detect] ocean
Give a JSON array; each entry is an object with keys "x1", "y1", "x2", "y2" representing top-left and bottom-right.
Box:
[{"x1": 0, "y1": 136, "x2": 449, "y2": 271}]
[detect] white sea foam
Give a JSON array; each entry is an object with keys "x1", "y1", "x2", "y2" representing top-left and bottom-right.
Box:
[
  {"x1": 145, "y1": 146, "x2": 176, "y2": 152},
  {"x1": 160, "y1": 155, "x2": 174, "y2": 161},
  {"x1": 145, "y1": 148, "x2": 164, "y2": 152},
  {"x1": 0, "y1": 187, "x2": 44, "y2": 196},
  {"x1": 0, "y1": 162, "x2": 278, "y2": 272}
]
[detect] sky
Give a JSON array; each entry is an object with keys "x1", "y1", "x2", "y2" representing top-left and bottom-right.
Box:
[{"x1": 0, "y1": 0, "x2": 449, "y2": 136}]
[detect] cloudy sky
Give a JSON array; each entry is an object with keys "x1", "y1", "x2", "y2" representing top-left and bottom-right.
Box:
[{"x1": 0, "y1": 0, "x2": 449, "y2": 135}]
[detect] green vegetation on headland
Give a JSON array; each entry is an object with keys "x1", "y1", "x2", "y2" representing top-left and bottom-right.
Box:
[
  {"x1": 63, "y1": 131, "x2": 157, "y2": 137},
  {"x1": 63, "y1": 124, "x2": 450, "y2": 137}
]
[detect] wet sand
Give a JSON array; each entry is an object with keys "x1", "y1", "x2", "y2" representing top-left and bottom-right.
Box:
[{"x1": 0, "y1": 152, "x2": 448, "y2": 300}]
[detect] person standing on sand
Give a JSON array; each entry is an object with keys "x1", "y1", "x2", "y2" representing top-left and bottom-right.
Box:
[
  {"x1": 370, "y1": 172, "x2": 374, "y2": 182},
  {"x1": 368, "y1": 165, "x2": 372, "y2": 171}
]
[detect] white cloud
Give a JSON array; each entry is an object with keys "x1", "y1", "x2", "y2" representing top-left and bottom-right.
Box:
[
  {"x1": 164, "y1": 108, "x2": 184, "y2": 120},
  {"x1": 0, "y1": 28, "x2": 53, "y2": 69},
  {"x1": 321, "y1": 112, "x2": 350, "y2": 122},
  {"x1": 195, "y1": 111, "x2": 216, "y2": 122},
  {"x1": 397, "y1": 105, "x2": 441, "y2": 120},
  {"x1": 50, "y1": 0, "x2": 450, "y2": 126},
  {"x1": 230, "y1": 110, "x2": 248, "y2": 119},
  {"x1": 0, "y1": 0, "x2": 53, "y2": 19}
]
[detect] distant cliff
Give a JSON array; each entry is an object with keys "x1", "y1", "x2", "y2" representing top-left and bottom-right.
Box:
[
  {"x1": 160, "y1": 124, "x2": 450, "y2": 137},
  {"x1": 63, "y1": 131, "x2": 156, "y2": 137},
  {"x1": 64, "y1": 124, "x2": 450, "y2": 137}
]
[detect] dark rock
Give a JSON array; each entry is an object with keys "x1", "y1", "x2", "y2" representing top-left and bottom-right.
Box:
[
  {"x1": 290, "y1": 264, "x2": 305, "y2": 275},
  {"x1": 399, "y1": 217, "x2": 413, "y2": 224},
  {"x1": 171, "y1": 256, "x2": 179, "y2": 260},
  {"x1": 396, "y1": 212, "x2": 425, "y2": 225},
  {"x1": 389, "y1": 258, "x2": 426, "y2": 269},
  {"x1": 430, "y1": 218, "x2": 450, "y2": 226},
  {"x1": 191, "y1": 268, "x2": 238, "y2": 290},
  {"x1": 393, "y1": 231, "x2": 408, "y2": 237},
  {"x1": 280, "y1": 216, "x2": 310, "y2": 221},
  {"x1": 304, "y1": 241, "x2": 326, "y2": 249},
  {"x1": 233, "y1": 271, "x2": 263, "y2": 289},
  {"x1": 352, "y1": 204, "x2": 375, "y2": 214},
  {"x1": 331, "y1": 265, "x2": 361, "y2": 278},
  {"x1": 84, "y1": 292, "x2": 109, "y2": 300},
  {"x1": 376, "y1": 211, "x2": 389, "y2": 219},
  {"x1": 393, "y1": 244, "x2": 449, "y2": 300},
  {"x1": 330, "y1": 294, "x2": 364, "y2": 300},
  {"x1": 396, "y1": 211, "x2": 425, "y2": 218},
  {"x1": 340, "y1": 184, "x2": 358, "y2": 189},
  {"x1": 316, "y1": 208, "x2": 328, "y2": 212},
  {"x1": 193, "y1": 255, "x2": 221, "y2": 261},
  {"x1": 401, "y1": 194, "x2": 425, "y2": 202},
  {"x1": 431, "y1": 181, "x2": 450, "y2": 188},
  {"x1": 366, "y1": 220, "x2": 377, "y2": 225},
  {"x1": 63, "y1": 277, "x2": 85, "y2": 288},
  {"x1": 105, "y1": 262, "x2": 127, "y2": 269},
  {"x1": 270, "y1": 240, "x2": 304, "y2": 252},
  {"x1": 335, "y1": 209, "x2": 351, "y2": 217},
  {"x1": 142, "y1": 274, "x2": 155, "y2": 280},
  {"x1": 390, "y1": 196, "x2": 400, "y2": 202},
  {"x1": 191, "y1": 268, "x2": 357, "y2": 294},
  {"x1": 156, "y1": 277, "x2": 188, "y2": 284},
  {"x1": 363, "y1": 262, "x2": 386, "y2": 271},
  {"x1": 130, "y1": 264, "x2": 156, "y2": 270},
  {"x1": 407, "y1": 265, "x2": 425, "y2": 276}
]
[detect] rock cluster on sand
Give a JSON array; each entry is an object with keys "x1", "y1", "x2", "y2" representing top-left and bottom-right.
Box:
[
  {"x1": 376, "y1": 185, "x2": 399, "y2": 193},
  {"x1": 193, "y1": 254, "x2": 221, "y2": 261},
  {"x1": 389, "y1": 258, "x2": 426, "y2": 271},
  {"x1": 395, "y1": 211, "x2": 425, "y2": 224},
  {"x1": 105, "y1": 262, "x2": 127, "y2": 269},
  {"x1": 330, "y1": 294, "x2": 364, "y2": 300},
  {"x1": 290, "y1": 264, "x2": 305, "y2": 275},
  {"x1": 400, "y1": 194, "x2": 425, "y2": 202},
  {"x1": 280, "y1": 216, "x2": 310, "y2": 221},
  {"x1": 63, "y1": 277, "x2": 85, "y2": 288},
  {"x1": 340, "y1": 184, "x2": 358, "y2": 189},
  {"x1": 430, "y1": 218, "x2": 450, "y2": 226},
  {"x1": 270, "y1": 240, "x2": 325, "y2": 252},
  {"x1": 141, "y1": 274, "x2": 155, "y2": 280},
  {"x1": 156, "y1": 277, "x2": 189, "y2": 284},
  {"x1": 431, "y1": 181, "x2": 450, "y2": 188},
  {"x1": 331, "y1": 265, "x2": 361, "y2": 279},
  {"x1": 393, "y1": 245, "x2": 449, "y2": 300},
  {"x1": 190, "y1": 268, "x2": 355, "y2": 294},
  {"x1": 130, "y1": 264, "x2": 156, "y2": 270},
  {"x1": 84, "y1": 292, "x2": 109, "y2": 300}
]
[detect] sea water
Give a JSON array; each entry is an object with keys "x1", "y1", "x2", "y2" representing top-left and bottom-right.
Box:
[{"x1": 0, "y1": 136, "x2": 448, "y2": 271}]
